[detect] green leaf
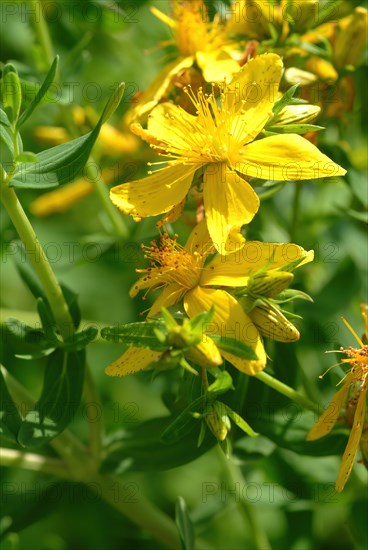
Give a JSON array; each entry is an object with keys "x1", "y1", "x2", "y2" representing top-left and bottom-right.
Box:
[
  {"x1": 207, "y1": 370, "x2": 233, "y2": 396},
  {"x1": 267, "y1": 124, "x2": 324, "y2": 134},
  {"x1": 160, "y1": 396, "x2": 206, "y2": 444},
  {"x1": 4, "y1": 317, "x2": 47, "y2": 347},
  {"x1": 60, "y1": 283, "x2": 81, "y2": 329},
  {"x1": 175, "y1": 497, "x2": 195, "y2": 550},
  {"x1": 209, "y1": 335, "x2": 257, "y2": 360},
  {"x1": 0, "y1": 120, "x2": 14, "y2": 158},
  {"x1": 36, "y1": 298, "x2": 58, "y2": 344},
  {"x1": 0, "y1": 108, "x2": 11, "y2": 127},
  {"x1": 16, "y1": 56, "x2": 58, "y2": 129},
  {"x1": 188, "y1": 306, "x2": 215, "y2": 333},
  {"x1": 272, "y1": 84, "x2": 299, "y2": 118},
  {"x1": 224, "y1": 404, "x2": 258, "y2": 437},
  {"x1": 101, "y1": 321, "x2": 168, "y2": 351},
  {"x1": 16, "y1": 260, "x2": 45, "y2": 299},
  {"x1": 62, "y1": 326, "x2": 97, "y2": 352},
  {"x1": 17, "y1": 349, "x2": 85, "y2": 447},
  {"x1": 9, "y1": 83, "x2": 125, "y2": 189},
  {"x1": 14, "y1": 152, "x2": 38, "y2": 163},
  {"x1": 0, "y1": 367, "x2": 22, "y2": 442},
  {"x1": 16, "y1": 262, "x2": 81, "y2": 330},
  {"x1": 101, "y1": 416, "x2": 215, "y2": 473}
]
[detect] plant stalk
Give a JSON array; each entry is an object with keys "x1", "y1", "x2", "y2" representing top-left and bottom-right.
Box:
[{"x1": 256, "y1": 370, "x2": 319, "y2": 414}]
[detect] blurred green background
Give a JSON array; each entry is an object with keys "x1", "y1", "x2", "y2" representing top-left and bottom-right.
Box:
[{"x1": 1, "y1": 1, "x2": 367, "y2": 549}]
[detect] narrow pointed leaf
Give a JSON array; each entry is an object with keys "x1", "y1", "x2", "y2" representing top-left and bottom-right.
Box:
[
  {"x1": 10, "y1": 83, "x2": 124, "y2": 189},
  {"x1": 209, "y1": 335, "x2": 258, "y2": 360},
  {"x1": 175, "y1": 497, "x2": 195, "y2": 550},
  {"x1": 16, "y1": 56, "x2": 59, "y2": 129},
  {"x1": 101, "y1": 321, "x2": 168, "y2": 351}
]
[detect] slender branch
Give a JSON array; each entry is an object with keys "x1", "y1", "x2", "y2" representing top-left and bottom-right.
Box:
[
  {"x1": 83, "y1": 159, "x2": 128, "y2": 239},
  {"x1": 256, "y1": 370, "x2": 319, "y2": 414},
  {"x1": 92, "y1": 474, "x2": 181, "y2": 550},
  {"x1": 1, "y1": 171, "x2": 74, "y2": 341},
  {"x1": 217, "y1": 448, "x2": 271, "y2": 550},
  {"x1": 0, "y1": 448, "x2": 70, "y2": 478},
  {"x1": 83, "y1": 364, "x2": 103, "y2": 463}
]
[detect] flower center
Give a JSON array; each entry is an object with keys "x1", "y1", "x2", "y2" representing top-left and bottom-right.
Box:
[
  {"x1": 136, "y1": 233, "x2": 202, "y2": 292},
  {"x1": 149, "y1": 85, "x2": 247, "y2": 168}
]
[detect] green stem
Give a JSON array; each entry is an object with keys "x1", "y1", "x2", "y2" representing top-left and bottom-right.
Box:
[
  {"x1": 1, "y1": 170, "x2": 74, "y2": 341},
  {"x1": 83, "y1": 364, "x2": 103, "y2": 463},
  {"x1": 0, "y1": 448, "x2": 70, "y2": 478},
  {"x1": 29, "y1": 0, "x2": 54, "y2": 67},
  {"x1": 1, "y1": 366, "x2": 182, "y2": 548},
  {"x1": 217, "y1": 448, "x2": 271, "y2": 550},
  {"x1": 92, "y1": 474, "x2": 181, "y2": 550},
  {"x1": 84, "y1": 160, "x2": 128, "y2": 239},
  {"x1": 256, "y1": 370, "x2": 319, "y2": 414},
  {"x1": 259, "y1": 182, "x2": 286, "y2": 201},
  {"x1": 289, "y1": 182, "x2": 303, "y2": 241}
]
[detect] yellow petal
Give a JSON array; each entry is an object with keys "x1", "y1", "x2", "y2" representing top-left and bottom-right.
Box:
[
  {"x1": 225, "y1": 53, "x2": 283, "y2": 141},
  {"x1": 147, "y1": 284, "x2": 186, "y2": 319},
  {"x1": 336, "y1": 388, "x2": 367, "y2": 492},
  {"x1": 238, "y1": 134, "x2": 346, "y2": 180},
  {"x1": 307, "y1": 378, "x2": 352, "y2": 440},
  {"x1": 105, "y1": 347, "x2": 162, "y2": 376},
  {"x1": 201, "y1": 242, "x2": 312, "y2": 287},
  {"x1": 110, "y1": 164, "x2": 197, "y2": 218},
  {"x1": 184, "y1": 286, "x2": 267, "y2": 375},
  {"x1": 184, "y1": 219, "x2": 214, "y2": 260},
  {"x1": 203, "y1": 164, "x2": 260, "y2": 254},
  {"x1": 125, "y1": 57, "x2": 194, "y2": 124},
  {"x1": 196, "y1": 50, "x2": 240, "y2": 82}
]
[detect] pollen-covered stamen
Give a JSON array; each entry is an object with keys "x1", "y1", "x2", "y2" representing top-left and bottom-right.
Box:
[
  {"x1": 145, "y1": 82, "x2": 250, "y2": 171},
  {"x1": 341, "y1": 345, "x2": 368, "y2": 382},
  {"x1": 130, "y1": 232, "x2": 202, "y2": 298}
]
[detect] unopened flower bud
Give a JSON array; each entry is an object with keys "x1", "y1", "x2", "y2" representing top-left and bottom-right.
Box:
[
  {"x1": 2, "y1": 64, "x2": 22, "y2": 125},
  {"x1": 272, "y1": 104, "x2": 321, "y2": 125},
  {"x1": 248, "y1": 271, "x2": 294, "y2": 298},
  {"x1": 249, "y1": 302, "x2": 300, "y2": 342},
  {"x1": 185, "y1": 335, "x2": 223, "y2": 369},
  {"x1": 205, "y1": 402, "x2": 231, "y2": 441}
]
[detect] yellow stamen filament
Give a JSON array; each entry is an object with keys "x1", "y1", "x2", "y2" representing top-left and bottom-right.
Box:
[{"x1": 131, "y1": 232, "x2": 202, "y2": 298}]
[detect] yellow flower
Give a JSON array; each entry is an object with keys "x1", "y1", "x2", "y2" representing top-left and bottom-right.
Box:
[
  {"x1": 307, "y1": 308, "x2": 368, "y2": 492},
  {"x1": 111, "y1": 54, "x2": 345, "y2": 252},
  {"x1": 128, "y1": 0, "x2": 240, "y2": 122},
  {"x1": 105, "y1": 220, "x2": 313, "y2": 377}
]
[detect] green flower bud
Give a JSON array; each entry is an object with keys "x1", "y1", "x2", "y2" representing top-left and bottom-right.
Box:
[
  {"x1": 2, "y1": 64, "x2": 22, "y2": 126},
  {"x1": 205, "y1": 402, "x2": 231, "y2": 442},
  {"x1": 248, "y1": 271, "x2": 294, "y2": 298},
  {"x1": 249, "y1": 301, "x2": 300, "y2": 342}
]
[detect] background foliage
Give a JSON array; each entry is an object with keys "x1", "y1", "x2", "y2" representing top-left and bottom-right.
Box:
[{"x1": 0, "y1": 1, "x2": 367, "y2": 549}]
